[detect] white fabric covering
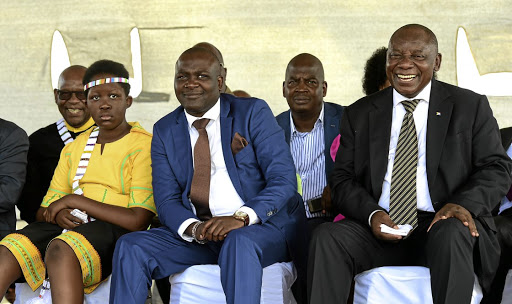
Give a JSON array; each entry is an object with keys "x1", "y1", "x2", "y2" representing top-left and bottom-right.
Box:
[
  {"x1": 354, "y1": 266, "x2": 482, "y2": 304},
  {"x1": 14, "y1": 275, "x2": 111, "y2": 304},
  {"x1": 169, "y1": 262, "x2": 297, "y2": 304},
  {"x1": 503, "y1": 269, "x2": 512, "y2": 304}
]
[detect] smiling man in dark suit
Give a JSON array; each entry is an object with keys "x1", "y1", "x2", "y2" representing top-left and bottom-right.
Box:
[
  {"x1": 308, "y1": 24, "x2": 512, "y2": 304},
  {"x1": 110, "y1": 47, "x2": 306, "y2": 304}
]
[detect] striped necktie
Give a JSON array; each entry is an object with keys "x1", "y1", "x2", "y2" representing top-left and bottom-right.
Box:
[
  {"x1": 389, "y1": 99, "x2": 420, "y2": 228},
  {"x1": 190, "y1": 118, "x2": 212, "y2": 221}
]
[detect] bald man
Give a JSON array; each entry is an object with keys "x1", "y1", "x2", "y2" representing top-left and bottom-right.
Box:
[
  {"x1": 276, "y1": 53, "x2": 343, "y2": 234},
  {"x1": 17, "y1": 66, "x2": 96, "y2": 223}
]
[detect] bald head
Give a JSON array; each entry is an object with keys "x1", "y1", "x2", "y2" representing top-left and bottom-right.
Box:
[
  {"x1": 390, "y1": 24, "x2": 438, "y2": 53},
  {"x1": 285, "y1": 53, "x2": 325, "y2": 82},
  {"x1": 193, "y1": 42, "x2": 228, "y2": 93},
  {"x1": 58, "y1": 65, "x2": 86, "y2": 90}
]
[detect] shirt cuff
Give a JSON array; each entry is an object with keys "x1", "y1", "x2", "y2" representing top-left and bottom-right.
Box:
[
  {"x1": 368, "y1": 210, "x2": 386, "y2": 227},
  {"x1": 178, "y1": 218, "x2": 198, "y2": 242},
  {"x1": 238, "y1": 206, "x2": 260, "y2": 225}
]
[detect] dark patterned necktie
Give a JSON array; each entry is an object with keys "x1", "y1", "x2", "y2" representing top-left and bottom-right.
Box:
[
  {"x1": 389, "y1": 99, "x2": 420, "y2": 228},
  {"x1": 190, "y1": 118, "x2": 212, "y2": 220}
]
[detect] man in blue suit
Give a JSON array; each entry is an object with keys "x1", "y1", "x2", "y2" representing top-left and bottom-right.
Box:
[
  {"x1": 110, "y1": 47, "x2": 306, "y2": 304},
  {"x1": 276, "y1": 53, "x2": 343, "y2": 234}
]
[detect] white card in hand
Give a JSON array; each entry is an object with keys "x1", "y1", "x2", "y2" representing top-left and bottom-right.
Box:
[{"x1": 380, "y1": 224, "x2": 413, "y2": 236}]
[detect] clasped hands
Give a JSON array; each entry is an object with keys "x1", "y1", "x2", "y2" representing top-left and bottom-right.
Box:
[
  {"x1": 188, "y1": 216, "x2": 245, "y2": 243},
  {"x1": 371, "y1": 202, "x2": 478, "y2": 242},
  {"x1": 42, "y1": 195, "x2": 85, "y2": 230}
]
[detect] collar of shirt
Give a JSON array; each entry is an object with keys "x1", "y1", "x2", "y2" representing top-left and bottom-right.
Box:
[
  {"x1": 290, "y1": 102, "x2": 325, "y2": 136},
  {"x1": 184, "y1": 97, "x2": 221, "y2": 129},
  {"x1": 392, "y1": 81, "x2": 432, "y2": 108}
]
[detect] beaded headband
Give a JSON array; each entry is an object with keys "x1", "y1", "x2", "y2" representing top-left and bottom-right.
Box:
[{"x1": 84, "y1": 77, "x2": 130, "y2": 90}]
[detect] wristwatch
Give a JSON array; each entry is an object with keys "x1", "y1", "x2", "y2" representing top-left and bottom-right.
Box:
[{"x1": 233, "y1": 210, "x2": 249, "y2": 226}]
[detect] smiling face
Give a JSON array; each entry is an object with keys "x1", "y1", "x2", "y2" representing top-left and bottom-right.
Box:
[
  {"x1": 283, "y1": 53, "x2": 327, "y2": 116},
  {"x1": 174, "y1": 48, "x2": 223, "y2": 117},
  {"x1": 386, "y1": 25, "x2": 442, "y2": 98},
  {"x1": 54, "y1": 66, "x2": 90, "y2": 128},
  {"x1": 86, "y1": 73, "x2": 132, "y2": 133}
]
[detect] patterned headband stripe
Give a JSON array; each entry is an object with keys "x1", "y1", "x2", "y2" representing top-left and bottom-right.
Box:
[{"x1": 84, "y1": 77, "x2": 130, "y2": 90}]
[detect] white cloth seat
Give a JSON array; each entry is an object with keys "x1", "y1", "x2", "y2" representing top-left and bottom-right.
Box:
[
  {"x1": 503, "y1": 269, "x2": 512, "y2": 304},
  {"x1": 14, "y1": 275, "x2": 111, "y2": 304},
  {"x1": 354, "y1": 266, "x2": 482, "y2": 304},
  {"x1": 169, "y1": 262, "x2": 297, "y2": 304}
]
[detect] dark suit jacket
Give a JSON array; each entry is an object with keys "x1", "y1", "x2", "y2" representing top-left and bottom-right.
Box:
[
  {"x1": 151, "y1": 93, "x2": 306, "y2": 271},
  {"x1": 331, "y1": 80, "x2": 512, "y2": 291},
  {"x1": 275, "y1": 101, "x2": 344, "y2": 182},
  {"x1": 0, "y1": 119, "x2": 28, "y2": 238}
]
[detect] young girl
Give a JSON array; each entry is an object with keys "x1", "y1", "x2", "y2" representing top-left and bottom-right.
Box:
[{"x1": 0, "y1": 59, "x2": 156, "y2": 303}]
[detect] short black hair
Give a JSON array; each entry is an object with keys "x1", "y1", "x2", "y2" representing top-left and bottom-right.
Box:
[
  {"x1": 362, "y1": 47, "x2": 388, "y2": 96},
  {"x1": 83, "y1": 59, "x2": 130, "y2": 96}
]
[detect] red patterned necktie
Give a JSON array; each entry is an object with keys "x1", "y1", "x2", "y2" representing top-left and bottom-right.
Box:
[{"x1": 190, "y1": 118, "x2": 212, "y2": 220}]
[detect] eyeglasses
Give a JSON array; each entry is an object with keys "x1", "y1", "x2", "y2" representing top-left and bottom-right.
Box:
[{"x1": 57, "y1": 90, "x2": 86, "y2": 101}]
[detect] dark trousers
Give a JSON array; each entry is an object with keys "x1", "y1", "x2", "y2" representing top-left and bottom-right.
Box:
[
  {"x1": 482, "y1": 208, "x2": 512, "y2": 304},
  {"x1": 109, "y1": 223, "x2": 289, "y2": 304},
  {"x1": 308, "y1": 213, "x2": 479, "y2": 304}
]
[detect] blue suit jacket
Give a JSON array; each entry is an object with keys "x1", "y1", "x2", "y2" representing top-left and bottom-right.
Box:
[
  {"x1": 151, "y1": 93, "x2": 306, "y2": 268},
  {"x1": 275, "y1": 101, "x2": 344, "y2": 181}
]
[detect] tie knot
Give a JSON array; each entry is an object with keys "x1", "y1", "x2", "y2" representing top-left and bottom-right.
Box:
[
  {"x1": 402, "y1": 99, "x2": 419, "y2": 113},
  {"x1": 193, "y1": 118, "x2": 210, "y2": 130}
]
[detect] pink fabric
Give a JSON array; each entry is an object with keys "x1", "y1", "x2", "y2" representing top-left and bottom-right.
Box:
[
  {"x1": 330, "y1": 134, "x2": 341, "y2": 162},
  {"x1": 334, "y1": 214, "x2": 345, "y2": 222}
]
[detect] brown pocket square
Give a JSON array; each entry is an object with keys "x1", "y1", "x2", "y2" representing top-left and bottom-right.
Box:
[{"x1": 231, "y1": 132, "x2": 249, "y2": 155}]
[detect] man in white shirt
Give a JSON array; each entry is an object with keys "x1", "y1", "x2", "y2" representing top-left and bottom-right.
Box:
[
  {"x1": 110, "y1": 47, "x2": 306, "y2": 304},
  {"x1": 308, "y1": 24, "x2": 512, "y2": 304}
]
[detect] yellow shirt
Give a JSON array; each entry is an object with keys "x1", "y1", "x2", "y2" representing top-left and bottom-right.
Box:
[{"x1": 41, "y1": 122, "x2": 156, "y2": 214}]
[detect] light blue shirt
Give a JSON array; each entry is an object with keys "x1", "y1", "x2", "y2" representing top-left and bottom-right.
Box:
[
  {"x1": 290, "y1": 104, "x2": 327, "y2": 218},
  {"x1": 499, "y1": 143, "x2": 512, "y2": 214}
]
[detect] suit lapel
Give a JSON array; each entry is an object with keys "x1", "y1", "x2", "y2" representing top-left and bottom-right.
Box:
[
  {"x1": 426, "y1": 81, "x2": 453, "y2": 190},
  {"x1": 172, "y1": 109, "x2": 194, "y2": 186},
  {"x1": 220, "y1": 97, "x2": 246, "y2": 201},
  {"x1": 369, "y1": 94, "x2": 393, "y2": 197}
]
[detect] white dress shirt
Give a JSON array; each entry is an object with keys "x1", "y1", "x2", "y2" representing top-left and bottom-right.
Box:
[
  {"x1": 369, "y1": 81, "x2": 435, "y2": 225},
  {"x1": 177, "y1": 99, "x2": 259, "y2": 241}
]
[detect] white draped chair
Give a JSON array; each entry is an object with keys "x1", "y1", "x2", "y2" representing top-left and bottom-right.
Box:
[
  {"x1": 353, "y1": 266, "x2": 483, "y2": 304},
  {"x1": 169, "y1": 262, "x2": 297, "y2": 304}
]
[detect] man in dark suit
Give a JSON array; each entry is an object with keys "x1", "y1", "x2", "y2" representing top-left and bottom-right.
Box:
[
  {"x1": 308, "y1": 24, "x2": 512, "y2": 304},
  {"x1": 110, "y1": 47, "x2": 306, "y2": 304},
  {"x1": 482, "y1": 127, "x2": 512, "y2": 304},
  {"x1": 276, "y1": 53, "x2": 343, "y2": 233},
  {"x1": 0, "y1": 118, "x2": 28, "y2": 239}
]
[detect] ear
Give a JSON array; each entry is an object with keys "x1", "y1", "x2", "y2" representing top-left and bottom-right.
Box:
[
  {"x1": 282, "y1": 81, "x2": 286, "y2": 98},
  {"x1": 54, "y1": 88, "x2": 59, "y2": 104},
  {"x1": 322, "y1": 81, "x2": 328, "y2": 97},
  {"x1": 434, "y1": 53, "x2": 442, "y2": 72},
  {"x1": 125, "y1": 96, "x2": 133, "y2": 109},
  {"x1": 217, "y1": 75, "x2": 224, "y2": 92}
]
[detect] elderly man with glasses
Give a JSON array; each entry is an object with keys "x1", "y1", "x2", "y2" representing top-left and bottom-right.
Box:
[{"x1": 17, "y1": 65, "x2": 96, "y2": 224}]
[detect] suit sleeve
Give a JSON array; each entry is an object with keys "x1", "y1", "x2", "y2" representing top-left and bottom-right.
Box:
[
  {"x1": 242, "y1": 100, "x2": 297, "y2": 223},
  {"x1": 151, "y1": 124, "x2": 197, "y2": 232},
  {"x1": 447, "y1": 95, "x2": 512, "y2": 217},
  {"x1": 0, "y1": 126, "x2": 29, "y2": 213},
  {"x1": 330, "y1": 108, "x2": 385, "y2": 223}
]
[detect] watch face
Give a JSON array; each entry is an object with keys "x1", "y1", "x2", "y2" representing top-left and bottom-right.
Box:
[{"x1": 235, "y1": 210, "x2": 248, "y2": 217}]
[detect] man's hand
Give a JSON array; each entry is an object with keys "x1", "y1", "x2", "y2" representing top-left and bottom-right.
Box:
[
  {"x1": 428, "y1": 203, "x2": 479, "y2": 237},
  {"x1": 202, "y1": 216, "x2": 245, "y2": 242},
  {"x1": 55, "y1": 208, "x2": 84, "y2": 230},
  {"x1": 370, "y1": 211, "x2": 403, "y2": 242},
  {"x1": 321, "y1": 185, "x2": 333, "y2": 214}
]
